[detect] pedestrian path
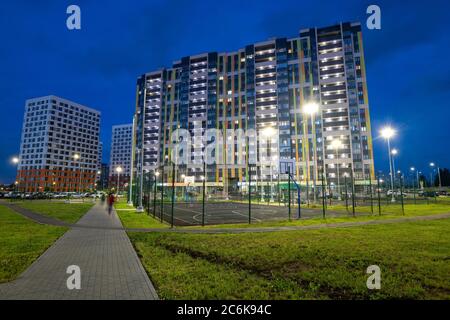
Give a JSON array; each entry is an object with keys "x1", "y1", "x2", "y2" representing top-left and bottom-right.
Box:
[{"x1": 0, "y1": 203, "x2": 158, "y2": 300}]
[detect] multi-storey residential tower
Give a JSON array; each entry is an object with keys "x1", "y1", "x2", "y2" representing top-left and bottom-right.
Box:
[
  {"x1": 109, "y1": 124, "x2": 133, "y2": 188},
  {"x1": 99, "y1": 162, "x2": 109, "y2": 190},
  {"x1": 16, "y1": 95, "x2": 101, "y2": 192},
  {"x1": 133, "y1": 22, "x2": 374, "y2": 195},
  {"x1": 97, "y1": 141, "x2": 103, "y2": 171}
]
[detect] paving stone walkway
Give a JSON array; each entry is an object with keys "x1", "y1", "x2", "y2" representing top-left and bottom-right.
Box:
[{"x1": 0, "y1": 203, "x2": 158, "y2": 300}]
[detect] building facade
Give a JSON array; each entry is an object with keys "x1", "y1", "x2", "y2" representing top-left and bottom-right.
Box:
[
  {"x1": 109, "y1": 124, "x2": 133, "y2": 189},
  {"x1": 16, "y1": 95, "x2": 101, "y2": 192},
  {"x1": 99, "y1": 162, "x2": 109, "y2": 190},
  {"x1": 132, "y1": 22, "x2": 375, "y2": 193}
]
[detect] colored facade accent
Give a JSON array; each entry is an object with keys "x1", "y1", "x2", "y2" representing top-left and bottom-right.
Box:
[{"x1": 16, "y1": 95, "x2": 101, "y2": 192}]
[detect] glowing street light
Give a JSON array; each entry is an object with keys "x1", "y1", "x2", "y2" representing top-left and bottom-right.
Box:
[
  {"x1": 429, "y1": 162, "x2": 442, "y2": 188},
  {"x1": 303, "y1": 102, "x2": 319, "y2": 115},
  {"x1": 380, "y1": 127, "x2": 395, "y2": 140},
  {"x1": 10, "y1": 156, "x2": 20, "y2": 192},
  {"x1": 73, "y1": 153, "x2": 82, "y2": 193},
  {"x1": 380, "y1": 126, "x2": 396, "y2": 202},
  {"x1": 391, "y1": 149, "x2": 398, "y2": 184},
  {"x1": 116, "y1": 166, "x2": 123, "y2": 195}
]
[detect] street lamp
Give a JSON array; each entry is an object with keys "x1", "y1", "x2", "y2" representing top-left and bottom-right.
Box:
[
  {"x1": 410, "y1": 167, "x2": 419, "y2": 201},
  {"x1": 429, "y1": 162, "x2": 442, "y2": 189},
  {"x1": 303, "y1": 102, "x2": 319, "y2": 203},
  {"x1": 330, "y1": 139, "x2": 342, "y2": 200},
  {"x1": 381, "y1": 126, "x2": 396, "y2": 202},
  {"x1": 73, "y1": 153, "x2": 82, "y2": 193},
  {"x1": 116, "y1": 166, "x2": 123, "y2": 196},
  {"x1": 11, "y1": 156, "x2": 20, "y2": 192},
  {"x1": 96, "y1": 170, "x2": 101, "y2": 190},
  {"x1": 391, "y1": 149, "x2": 398, "y2": 180}
]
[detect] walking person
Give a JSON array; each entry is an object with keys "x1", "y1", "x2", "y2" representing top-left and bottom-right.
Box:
[{"x1": 107, "y1": 193, "x2": 115, "y2": 215}]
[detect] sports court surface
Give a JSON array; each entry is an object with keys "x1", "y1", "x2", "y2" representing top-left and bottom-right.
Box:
[{"x1": 150, "y1": 201, "x2": 348, "y2": 226}]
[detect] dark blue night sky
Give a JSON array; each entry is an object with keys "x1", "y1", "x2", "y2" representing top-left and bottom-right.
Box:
[{"x1": 1, "y1": 0, "x2": 449, "y2": 183}]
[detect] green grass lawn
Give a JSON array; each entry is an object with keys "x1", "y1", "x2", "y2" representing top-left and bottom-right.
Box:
[
  {"x1": 327, "y1": 202, "x2": 450, "y2": 215},
  {"x1": 18, "y1": 201, "x2": 93, "y2": 224},
  {"x1": 129, "y1": 218, "x2": 450, "y2": 299},
  {"x1": 114, "y1": 200, "x2": 168, "y2": 229},
  {"x1": 0, "y1": 205, "x2": 67, "y2": 283}
]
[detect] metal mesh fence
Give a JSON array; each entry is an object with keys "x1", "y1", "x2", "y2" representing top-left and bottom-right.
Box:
[{"x1": 138, "y1": 165, "x2": 448, "y2": 227}]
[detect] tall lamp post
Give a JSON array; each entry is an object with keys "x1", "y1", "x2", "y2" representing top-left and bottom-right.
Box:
[
  {"x1": 116, "y1": 166, "x2": 123, "y2": 196},
  {"x1": 330, "y1": 139, "x2": 342, "y2": 200},
  {"x1": 96, "y1": 170, "x2": 101, "y2": 191},
  {"x1": 73, "y1": 154, "x2": 82, "y2": 193},
  {"x1": 391, "y1": 148, "x2": 398, "y2": 188},
  {"x1": 303, "y1": 102, "x2": 319, "y2": 203},
  {"x1": 410, "y1": 167, "x2": 418, "y2": 203},
  {"x1": 11, "y1": 156, "x2": 20, "y2": 192},
  {"x1": 429, "y1": 162, "x2": 442, "y2": 189},
  {"x1": 381, "y1": 126, "x2": 396, "y2": 202}
]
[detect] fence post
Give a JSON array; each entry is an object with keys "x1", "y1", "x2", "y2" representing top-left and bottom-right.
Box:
[
  {"x1": 369, "y1": 172, "x2": 373, "y2": 214},
  {"x1": 377, "y1": 175, "x2": 381, "y2": 216},
  {"x1": 277, "y1": 174, "x2": 281, "y2": 206},
  {"x1": 147, "y1": 172, "x2": 151, "y2": 215},
  {"x1": 399, "y1": 173, "x2": 405, "y2": 215},
  {"x1": 297, "y1": 183, "x2": 301, "y2": 219},
  {"x1": 288, "y1": 166, "x2": 291, "y2": 221},
  {"x1": 306, "y1": 178, "x2": 310, "y2": 208},
  {"x1": 248, "y1": 164, "x2": 252, "y2": 224},
  {"x1": 350, "y1": 169, "x2": 355, "y2": 217},
  {"x1": 321, "y1": 167, "x2": 326, "y2": 219},
  {"x1": 160, "y1": 164, "x2": 164, "y2": 223},
  {"x1": 344, "y1": 175, "x2": 348, "y2": 212},
  {"x1": 153, "y1": 171, "x2": 157, "y2": 218},
  {"x1": 171, "y1": 163, "x2": 175, "y2": 228},
  {"x1": 328, "y1": 179, "x2": 332, "y2": 206},
  {"x1": 202, "y1": 162, "x2": 206, "y2": 227}
]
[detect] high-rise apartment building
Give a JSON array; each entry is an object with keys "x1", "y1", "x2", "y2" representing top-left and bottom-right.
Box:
[
  {"x1": 99, "y1": 162, "x2": 109, "y2": 190},
  {"x1": 132, "y1": 22, "x2": 374, "y2": 193},
  {"x1": 17, "y1": 95, "x2": 101, "y2": 192},
  {"x1": 97, "y1": 141, "x2": 103, "y2": 170},
  {"x1": 109, "y1": 124, "x2": 133, "y2": 188}
]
